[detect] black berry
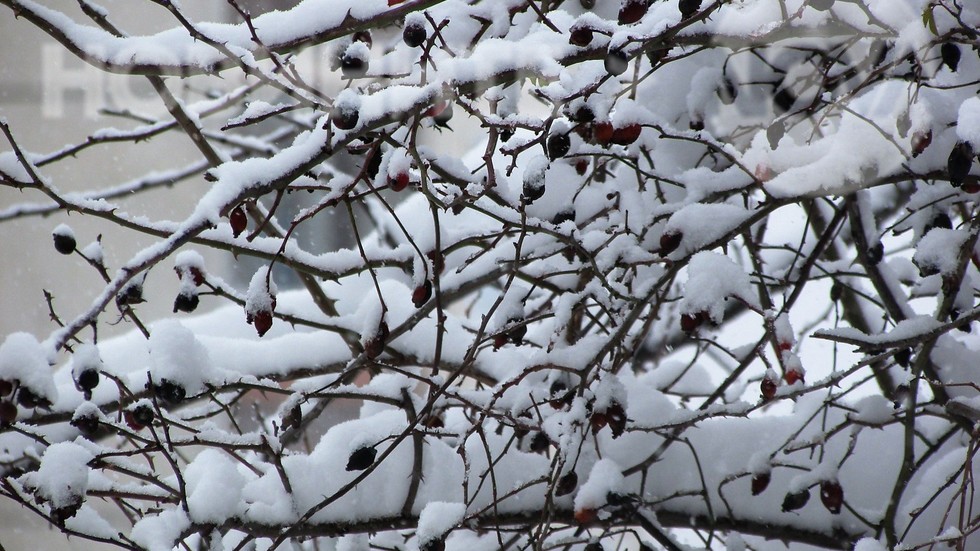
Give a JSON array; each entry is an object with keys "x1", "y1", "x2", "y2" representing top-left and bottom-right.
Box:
[
  {"x1": 782, "y1": 489, "x2": 810, "y2": 512},
  {"x1": 403, "y1": 22, "x2": 426, "y2": 48},
  {"x1": 604, "y1": 49, "x2": 629, "y2": 76},
  {"x1": 346, "y1": 446, "x2": 377, "y2": 471},
  {"x1": 173, "y1": 291, "x2": 199, "y2": 313}
]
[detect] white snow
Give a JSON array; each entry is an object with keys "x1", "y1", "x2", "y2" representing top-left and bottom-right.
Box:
[
  {"x1": 31, "y1": 440, "x2": 94, "y2": 510},
  {"x1": 682, "y1": 251, "x2": 759, "y2": 323},
  {"x1": 148, "y1": 320, "x2": 217, "y2": 394},
  {"x1": 245, "y1": 268, "x2": 277, "y2": 315},
  {"x1": 185, "y1": 449, "x2": 247, "y2": 523},
  {"x1": 416, "y1": 501, "x2": 466, "y2": 544},
  {"x1": 663, "y1": 203, "x2": 755, "y2": 259},
  {"x1": 956, "y1": 97, "x2": 980, "y2": 146},
  {"x1": 574, "y1": 459, "x2": 624, "y2": 513},
  {"x1": 0, "y1": 332, "x2": 57, "y2": 402},
  {"x1": 913, "y1": 229, "x2": 969, "y2": 276},
  {"x1": 131, "y1": 509, "x2": 191, "y2": 551}
]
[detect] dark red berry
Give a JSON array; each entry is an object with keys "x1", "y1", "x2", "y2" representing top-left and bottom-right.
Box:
[
  {"x1": 948, "y1": 141, "x2": 974, "y2": 186},
  {"x1": 507, "y1": 319, "x2": 527, "y2": 345},
  {"x1": 820, "y1": 480, "x2": 844, "y2": 514},
  {"x1": 346, "y1": 446, "x2": 377, "y2": 471},
  {"x1": 678, "y1": 0, "x2": 701, "y2": 19},
  {"x1": 0, "y1": 379, "x2": 12, "y2": 397},
  {"x1": 0, "y1": 400, "x2": 17, "y2": 425},
  {"x1": 680, "y1": 312, "x2": 702, "y2": 333},
  {"x1": 761, "y1": 377, "x2": 778, "y2": 401},
  {"x1": 611, "y1": 124, "x2": 642, "y2": 145},
  {"x1": 782, "y1": 489, "x2": 810, "y2": 512},
  {"x1": 493, "y1": 334, "x2": 508, "y2": 350},
  {"x1": 941, "y1": 43, "x2": 961, "y2": 72},
  {"x1": 618, "y1": 0, "x2": 649, "y2": 25},
  {"x1": 230, "y1": 205, "x2": 247, "y2": 238},
  {"x1": 575, "y1": 159, "x2": 589, "y2": 175},
  {"x1": 365, "y1": 321, "x2": 389, "y2": 359},
  {"x1": 784, "y1": 369, "x2": 804, "y2": 386},
  {"x1": 547, "y1": 133, "x2": 571, "y2": 161},
  {"x1": 253, "y1": 310, "x2": 274, "y2": 337},
  {"x1": 911, "y1": 130, "x2": 932, "y2": 157},
  {"x1": 16, "y1": 387, "x2": 47, "y2": 409},
  {"x1": 593, "y1": 121, "x2": 615, "y2": 146},
  {"x1": 389, "y1": 171, "x2": 410, "y2": 192},
  {"x1": 332, "y1": 107, "x2": 359, "y2": 130},
  {"x1": 555, "y1": 471, "x2": 578, "y2": 496},
  {"x1": 412, "y1": 280, "x2": 433, "y2": 308},
  {"x1": 751, "y1": 472, "x2": 771, "y2": 495},
  {"x1": 574, "y1": 507, "x2": 597, "y2": 525},
  {"x1": 659, "y1": 231, "x2": 682, "y2": 254},
  {"x1": 403, "y1": 22, "x2": 426, "y2": 48},
  {"x1": 590, "y1": 411, "x2": 609, "y2": 434},
  {"x1": 130, "y1": 404, "x2": 155, "y2": 428},
  {"x1": 569, "y1": 26, "x2": 594, "y2": 47}
]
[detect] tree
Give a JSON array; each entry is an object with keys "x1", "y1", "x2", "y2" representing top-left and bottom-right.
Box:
[{"x1": 0, "y1": 0, "x2": 978, "y2": 549}]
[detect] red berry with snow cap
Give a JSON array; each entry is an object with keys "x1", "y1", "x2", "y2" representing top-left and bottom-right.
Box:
[
  {"x1": 784, "y1": 369, "x2": 804, "y2": 385},
  {"x1": 389, "y1": 171, "x2": 410, "y2": 192}
]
